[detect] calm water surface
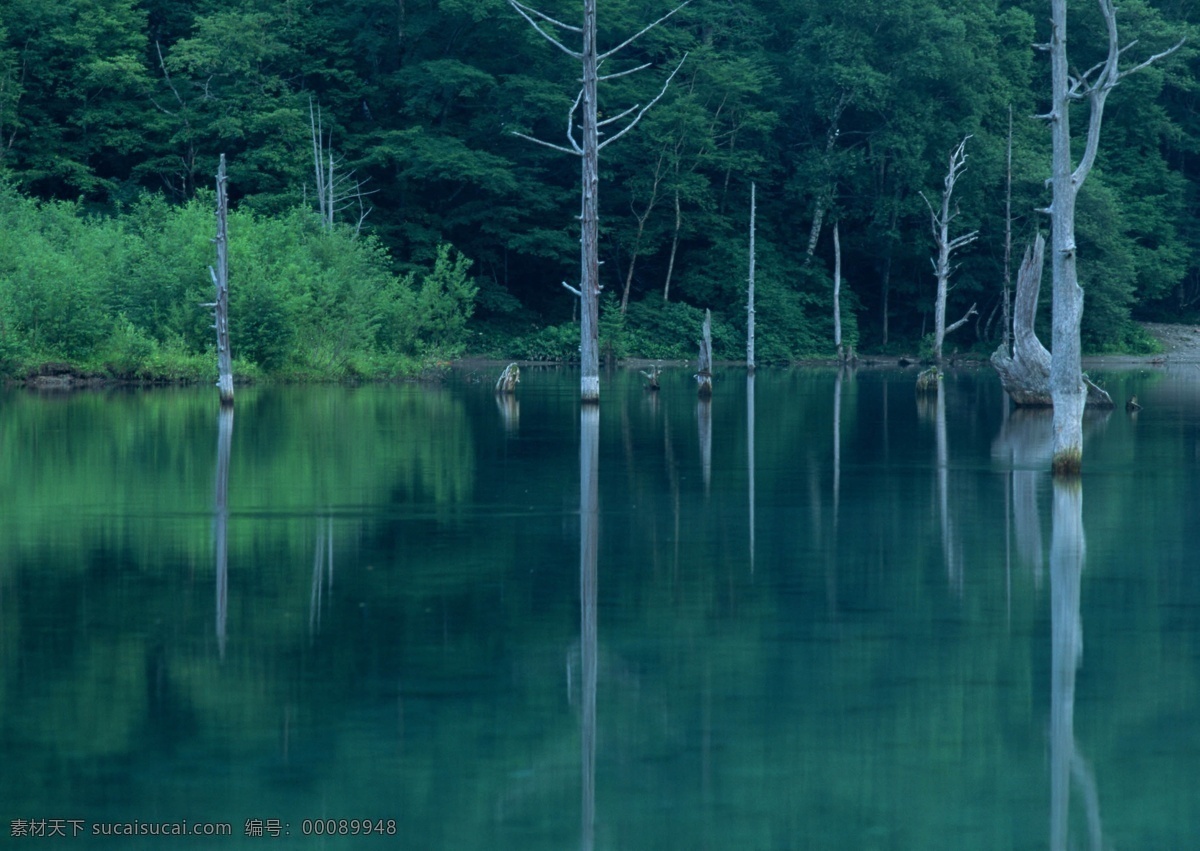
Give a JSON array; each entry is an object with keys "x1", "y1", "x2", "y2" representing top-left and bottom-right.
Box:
[{"x1": 1, "y1": 365, "x2": 1198, "y2": 848}]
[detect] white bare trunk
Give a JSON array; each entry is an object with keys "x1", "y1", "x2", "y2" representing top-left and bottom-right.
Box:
[
  {"x1": 508, "y1": 0, "x2": 688, "y2": 403},
  {"x1": 922, "y1": 137, "x2": 978, "y2": 364},
  {"x1": 579, "y1": 0, "x2": 600, "y2": 404},
  {"x1": 747, "y1": 182, "x2": 756, "y2": 369},
  {"x1": 832, "y1": 221, "x2": 842, "y2": 360},
  {"x1": 696, "y1": 308, "x2": 712, "y2": 397},
  {"x1": 210, "y1": 153, "x2": 234, "y2": 406},
  {"x1": 1044, "y1": 0, "x2": 1180, "y2": 473}
]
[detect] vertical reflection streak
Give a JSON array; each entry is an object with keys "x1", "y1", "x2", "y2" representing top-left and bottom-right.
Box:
[
  {"x1": 747, "y1": 373, "x2": 755, "y2": 574},
  {"x1": 214, "y1": 406, "x2": 233, "y2": 660},
  {"x1": 1049, "y1": 477, "x2": 1104, "y2": 851},
  {"x1": 580, "y1": 406, "x2": 599, "y2": 851}
]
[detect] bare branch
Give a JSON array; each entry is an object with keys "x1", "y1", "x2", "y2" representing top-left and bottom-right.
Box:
[
  {"x1": 945, "y1": 303, "x2": 978, "y2": 336},
  {"x1": 511, "y1": 130, "x2": 580, "y2": 156},
  {"x1": 947, "y1": 231, "x2": 979, "y2": 252},
  {"x1": 598, "y1": 102, "x2": 639, "y2": 128},
  {"x1": 507, "y1": 0, "x2": 581, "y2": 58},
  {"x1": 598, "y1": 61, "x2": 652, "y2": 83},
  {"x1": 563, "y1": 281, "x2": 582, "y2": 297},
  {"x1": 598, "y1": 0, "x2": 691, "y2": 61},
  {"x1": 598, "y1": 53, "x2": 687, "y2": 151},
  {"x1": 1117, "y1": 37, "x2": 1186, "y2": 82},
  {"x1": 510, "y1": 0, "x2": 582, "y2": 32}
]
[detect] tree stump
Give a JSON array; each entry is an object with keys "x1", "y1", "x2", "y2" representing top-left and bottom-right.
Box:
[
  {"x1": 991, "y1": 235, "x2": 1113, "y2": 409},
  {"x1": 495, "y1": 363, "x2": 520, "y2": 395}
]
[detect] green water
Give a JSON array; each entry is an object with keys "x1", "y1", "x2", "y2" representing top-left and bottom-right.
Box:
[{"x1": 1, "y1": 366, "x2": 1198, "y2": 849}]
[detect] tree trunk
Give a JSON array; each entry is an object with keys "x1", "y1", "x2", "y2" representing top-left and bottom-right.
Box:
[
  {"x1": 663, "y1": 188, "x2": 681, "y2": 302},
  {"x1": 210, "y1": 153, "x2": 234, "y2": 407},
  {"x1": 508, "y1": 0, "x2": 688, "y2": 403},
  {"x1": 1048, "y1": 0, "x2": 1084, "y2": 474},
  {"x1": 696, "y1": 308, "x2": 712, "y2": 397},
  {"x1": 833, "y1": 221, "x2": 842, "y2": 361},
  {"x1": 1044, "y1": 0, "x2": 1180, "y2": 473},
  {"x1": 991, "y1": 235, "x2": 1113, "y2": 409},
  {"x1": 923, "y1": 137, "x2": 978, "y2": 364},
  {"x1": 747, "y1": 182, "x2": 756, "y2": 370},
  {"x1": 578, "y1": 0, "x2": 601, "y2": 404}
]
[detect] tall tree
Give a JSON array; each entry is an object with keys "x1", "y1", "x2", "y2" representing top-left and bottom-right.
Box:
[
  {"x1": 1043, "y1": 0, "x2": 1181, "y2": 474},
  {"x1": 508, "y1": 0, "x2": 687, "y2": 402}
]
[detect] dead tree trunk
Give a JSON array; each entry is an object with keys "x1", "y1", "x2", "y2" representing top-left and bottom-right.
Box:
[
  {"x1": 1043, "y1": 0, "x2": 1181, "y2": 474},
  {"x1": 747, "y1": 182, "x2": 756, "y2": 371},
  {"x1": 991, "y1": 235, "x2": 1113, "y2": 408},
  {"x1": 310, "y1": 99, "x2": 374, "y2": 234},
  {"x1": 696, "y1": 308, "x2": 713, "y2": 397},
  {"x1": 209, "y1": 153, "x2": 234, "y2": 407},
  {"x1": 921, "y1": 136, "x2": 978, "y2": 365},
  {"x1": 832, "y1": 221, "x2": 843, "y2": 362},
  {"x1": 509, "y1": 0, "x2": 688, "y2": 403}
]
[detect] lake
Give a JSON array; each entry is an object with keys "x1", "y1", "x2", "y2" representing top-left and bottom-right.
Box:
[{"x1": 1, "y1": 364, "x2": 1198, "y2": 849}]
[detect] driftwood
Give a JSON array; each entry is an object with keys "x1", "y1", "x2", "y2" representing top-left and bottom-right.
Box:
[
  {"x1": 640, "y1": 366, "x2": 661, "y2": 391},
  {"x1": 990, "y1": 235, "x2": 1113, "y2": 409},
  {"x1": 695, "y1": 309, "x2": 713, "y2": 398}
]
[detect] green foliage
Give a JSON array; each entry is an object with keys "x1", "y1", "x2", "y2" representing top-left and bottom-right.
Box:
[
  {"x1": 0, "y1": 182, "x2": 478, "y2": 378},
  {"x1": 0, "y1": 0, "x2": 1194, "y2": 355},
  {"x1": 415, "y1": 244, "x2": 477, "y2": 356}
]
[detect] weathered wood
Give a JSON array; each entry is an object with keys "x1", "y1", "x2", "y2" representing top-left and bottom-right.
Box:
[
  {"x1": 747, "y1": 182, "x2": 756, "y2": 371},
  {"x1": 1045, "y1": 0, "x2": 1181, "y2": 474},
  {"x1": 495, "y1": 362, "x2": 521, "y2": 394},
  {"x1": 210, "y1": 153, "x2": 234, "y2": 407},
  {"x1": 696, "y1": 308, "x2": 713, "y2": 398},
  {"x1": 921, "y1": 136, "x2": 979, "y2": 364},
  {"x1": 640, "y1": 366, "x2": 661, "y2": 390},
  {"x1": 833, "y1": 221, "x2": 842, "y2": 362},
  {"x1": 992, "y1": 235, "x2": 1113, "y2": 409}
]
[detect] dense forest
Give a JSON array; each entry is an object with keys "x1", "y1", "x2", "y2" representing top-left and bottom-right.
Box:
[{"x1": 0, "y1": 0, "x2": 1197, "y2": 377}]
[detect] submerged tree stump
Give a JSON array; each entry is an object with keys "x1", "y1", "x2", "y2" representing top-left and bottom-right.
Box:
[
  {"x1": 991, "y1": 235, "x2": 1113, "y2": 409},
  {"x1": 916, "y1": 366, "x2": 941, "y2": 395},
  {"x1": 495, "y1": 362, "x2": 520, "y2": 395},
  {"x1": 640, "y1": 366, "x2": 661, "y2": 391}
]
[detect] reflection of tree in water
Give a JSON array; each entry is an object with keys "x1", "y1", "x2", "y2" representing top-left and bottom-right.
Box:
[
  {"x1": 1050, "y1": 478, "x2": 1104, "y2": 851},
  {"x1": 991, "y1": 407, "x2": 1051, "y2": 581},
  {"x1": 579, "y1": 406, "x2": 598, "y2": 851},
  {"x1": 918, "y1": 381, "x2": 962, "y2": 592},
  {"x1": 214, "y1": 406, "x2": 233, "y2": 660}
]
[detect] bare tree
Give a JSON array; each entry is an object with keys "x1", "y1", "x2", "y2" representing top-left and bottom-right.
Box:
[
  {"x1": 747, "y1": 182, "x2": 756, "y2": 371},
  {"x1": 310, "y1": 99, "x2": 374, "y2": 234},
  {"x1": 207, "y1": 153, "x2": 234, "y2": 407},
  {"x1": 696, "y1": 308, "x2": 713, "y2": 397},
  {"x1": 920, "y1": 136, "x2": 978, "y2": 366},
  {"x1": 1041, "y1": 0, "x2": 1181, "y2": 474},
  {"x1": 509, "y1": 0, "x2": 688, "y2": 403},
  {"x1": 832, "y1": 221, "x2": 843, "y2": 362}
]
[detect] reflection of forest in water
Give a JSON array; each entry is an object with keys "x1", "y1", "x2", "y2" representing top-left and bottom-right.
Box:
[{"x1": 1, "y1": 368, "x2": 1198, "y2": 848}]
